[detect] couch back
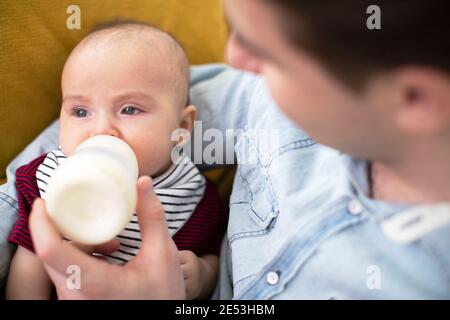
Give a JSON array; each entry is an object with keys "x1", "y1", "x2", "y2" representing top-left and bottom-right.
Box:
[{"x1": 0, "y1": 0, "x2": 228, "y2": 183}]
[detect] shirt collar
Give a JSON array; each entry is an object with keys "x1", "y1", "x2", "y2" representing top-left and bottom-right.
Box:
[{"x1": 341, "y1": 154, "x2": 412, "y2": 220}]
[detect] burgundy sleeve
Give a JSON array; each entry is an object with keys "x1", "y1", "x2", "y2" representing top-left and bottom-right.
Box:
[
  {"x1": 7, "y1": 154, "x2": 48, "y2": 253},
  {"x1": 173, "y1": 178, "x2": 228, "y2": 256}
]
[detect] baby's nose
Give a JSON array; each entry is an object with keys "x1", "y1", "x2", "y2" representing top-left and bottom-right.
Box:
[
  {"x1": 91, "y1": 129, "x2": 119, "y2": 138},
  {"x1": 90, "y1": 118, "x2": 120, "y2": 138}
]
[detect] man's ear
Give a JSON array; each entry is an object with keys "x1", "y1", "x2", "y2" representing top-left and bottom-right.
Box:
[
  {"x1": 179, "y1": 105, "x2": 197, "y2": 133},
  {"x1": 393, "y1": 67, "x2": 450, "y2": 136}
]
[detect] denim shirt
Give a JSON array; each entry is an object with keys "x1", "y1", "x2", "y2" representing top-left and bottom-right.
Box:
[
  {"x1": 191, "y1": 65, "x2": 450, "y2": 299},
  {"x1": 1, "y1": 64, "x2": 450, "y2": 298}
]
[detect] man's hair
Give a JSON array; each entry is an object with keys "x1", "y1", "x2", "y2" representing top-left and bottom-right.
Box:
[
  {"x1": 264, "y1": 0, "x2": 450, "y2": 90},
  {"x1": 75, "y1": 19, "x2": 190, "y2": 107}
]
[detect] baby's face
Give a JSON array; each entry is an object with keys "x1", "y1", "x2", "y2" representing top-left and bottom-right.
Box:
[{"x1": 60, "y1": 42, "x2": 186, "y2": 177}]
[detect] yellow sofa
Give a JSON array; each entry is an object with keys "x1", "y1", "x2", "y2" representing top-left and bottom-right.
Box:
[{"x1": 0, "y1": 0, "x2": 234, "y2": 197}]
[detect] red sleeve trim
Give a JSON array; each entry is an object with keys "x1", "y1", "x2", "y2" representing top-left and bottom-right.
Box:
[
  {"x1": 7, "y1": 154, "x2": 48, "y2": 253},
  {"x1": 173, "y1": 178, "x2": 228, "y2": 256}
]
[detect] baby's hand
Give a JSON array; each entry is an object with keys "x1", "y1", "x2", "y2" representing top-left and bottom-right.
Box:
[{"x1": 179, "y1": 250, "x2": 205, "y2": 299}]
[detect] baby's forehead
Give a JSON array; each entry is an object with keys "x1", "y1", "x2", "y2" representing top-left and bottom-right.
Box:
[
  {"x1": 65, "y1": 23, "x2": 190, "y2": 107},
  {"x1": 77, "y1": 26, "x2": 180, "y2": 58}
]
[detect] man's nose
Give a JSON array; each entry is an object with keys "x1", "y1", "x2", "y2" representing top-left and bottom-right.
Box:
[
  {"x1": 90, "y1": 114, "x2": 120, "y2": 138},
  {"x1": 226, "y1": 33, "x2": 262, "y2": 74}
]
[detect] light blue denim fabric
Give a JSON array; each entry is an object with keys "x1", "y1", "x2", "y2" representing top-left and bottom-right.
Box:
[
  {"x1": 0, "y1": 122, "x2": 59, "y2": 287},
  {"x1": 1, "y1": 64, "x2": 450, "y2": 299}
]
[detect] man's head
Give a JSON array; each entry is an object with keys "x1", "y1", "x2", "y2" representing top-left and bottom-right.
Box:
[
  {"x1": 224, "y1": 0, "x2": 450, "y2": 162},
  {"x1": 59, "y1": 21, "x2": 196, "y2": 177}
]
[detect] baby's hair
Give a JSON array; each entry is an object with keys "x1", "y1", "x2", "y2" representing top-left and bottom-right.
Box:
[
  {"x1": 88, "y1": 19, "x2": 155, "y2": 34},
  {"x1": 72, "y1": 19, "x2": 190, "y2": 108}
]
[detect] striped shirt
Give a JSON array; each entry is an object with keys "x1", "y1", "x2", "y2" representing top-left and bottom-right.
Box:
[{"x1": 8, "y1": 153, "x2": 225, "y2": 263}]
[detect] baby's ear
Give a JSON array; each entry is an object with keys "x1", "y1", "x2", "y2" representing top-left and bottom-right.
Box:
[{"x1": 179, "y1": 105, "x2": 197, "y2": 133}]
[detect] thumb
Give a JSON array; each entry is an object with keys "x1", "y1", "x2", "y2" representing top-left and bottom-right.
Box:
[
  {"x1": 135, "y1": 176, "x2": 170, "y2": 252},
  {"x1": 29, "y1": 198, "x2": 64, "y2": 259}
]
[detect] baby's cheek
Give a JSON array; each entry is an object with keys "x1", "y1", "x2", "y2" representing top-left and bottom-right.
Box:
[
  {"x1": 59, "y1": 134, "x2": 78, "y2": 156},
  {"x1": 61, "y1": 135, "x2": 93, "y2": 156},
  {"x1": 135, "y1": 138, "x2": 175, "y2": 177}
]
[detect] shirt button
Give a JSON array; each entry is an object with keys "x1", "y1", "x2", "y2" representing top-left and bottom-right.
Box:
[
  {"x1": 347, "y1": 199, "x2": 363, "y2": 215},
  {"x1": 266, "y1": 271, "x2": 280, "y2": 285}
]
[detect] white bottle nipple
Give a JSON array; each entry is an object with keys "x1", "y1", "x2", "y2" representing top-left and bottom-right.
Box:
[{"x1": 45, "y1": 135, "x2": 138, "y2": 245}]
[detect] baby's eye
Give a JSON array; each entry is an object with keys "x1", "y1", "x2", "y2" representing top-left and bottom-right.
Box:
[
  {"x1": 121, "y1": 106, "x2": 141, "y2": 115},
  {"x1": 73, "y1": 107, "x2": 90, "y2": 118}
]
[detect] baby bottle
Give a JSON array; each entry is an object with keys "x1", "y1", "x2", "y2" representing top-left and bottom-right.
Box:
[{"x1": 45, "y1": 135, "x2": 138, "y2": 245}]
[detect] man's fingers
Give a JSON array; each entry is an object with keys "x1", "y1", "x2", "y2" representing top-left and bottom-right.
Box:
[
  {"x1": 67, "y1": 238, "x2": 119, "y2": 256},
  {"x1": 93, "y1": 238, "x2": 120, "y2": 255},
  {"x1": 29, "y1": 198, "x2": 105, "y2": 277},
  {"x1": 135, "y1": 176, "x2": 171, "y2": 252},
  {"x1": 130, "y1": 176, "x2": 186, "y2": 299},
  {"x1": 70, "y1": 242, "x2": 94, "y2": 254},
  {"x1": 29, "y1": 198, "x2": 63, "y2": 257}
]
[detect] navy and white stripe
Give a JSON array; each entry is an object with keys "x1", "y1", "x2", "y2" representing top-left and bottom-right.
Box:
[{"x1": 37, "y1": 147, "x2": 205, "y2": 264}]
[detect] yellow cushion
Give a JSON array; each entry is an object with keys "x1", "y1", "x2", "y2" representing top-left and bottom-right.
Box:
[{"x1": 0, "y1": 0, "x2": 228, "y2": 184}]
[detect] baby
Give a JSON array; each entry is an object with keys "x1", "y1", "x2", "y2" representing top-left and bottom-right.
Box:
[{"x1": 6, "y1": 21, "x2": 224, "y2": 300}]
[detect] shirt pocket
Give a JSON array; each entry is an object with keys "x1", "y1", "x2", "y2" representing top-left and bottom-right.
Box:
[{"x1": 228, "y1": 134, "x2": 278, "y2": 243}]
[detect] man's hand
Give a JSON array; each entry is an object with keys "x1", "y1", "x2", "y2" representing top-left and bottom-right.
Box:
[
  {"x1": 29, "y1": 176, "x2": 186, "y2": 300},
  {"x1": 69, "y1": 239, "x2": 120, "y2": 258}
]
